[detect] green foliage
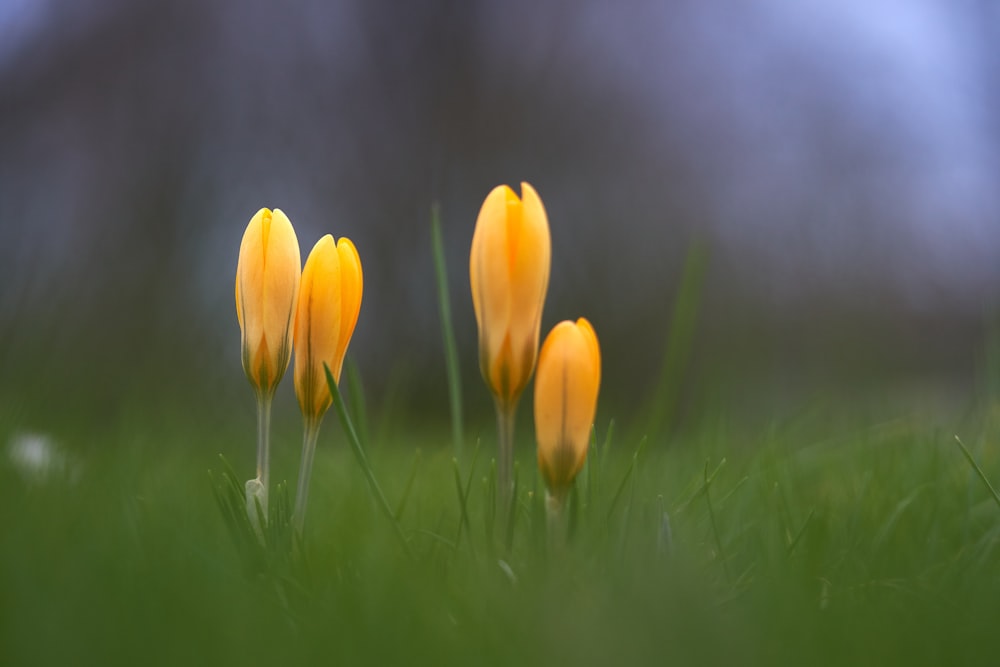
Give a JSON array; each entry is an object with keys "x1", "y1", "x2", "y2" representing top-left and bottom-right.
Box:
[
  {"x1": 431, "y1": 203, "x2": 465, "y2": 461},
  {"x1": 3, "y1": 406, "x2": 1000, "y2": 666},
  {"x1": 644, "y1": 241, "x2": 708, "y2": 440},
  {"x1": 3, "y1": 239, "x2": 999, "y2": 666},
  {"x1": 209, "y1": 454, "x2": 300, "y2": 578}
]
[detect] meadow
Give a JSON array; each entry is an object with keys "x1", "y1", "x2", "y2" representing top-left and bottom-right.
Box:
[
  {"x1": 3, "y1": 389, "x2": 999, "y2": 666},
  {"x1": 2, "y1": 226, "x2": 999, "y2": 667}
]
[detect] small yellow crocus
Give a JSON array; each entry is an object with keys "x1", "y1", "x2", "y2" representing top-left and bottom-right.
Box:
[
  {"x1": 235, "y1": 208, "x2": 302, "y2": 398},
  {"x1": 534, "y1": 318, "x2": 601, "y2": 506},
  {"x1": 291, "y1": 234, "x2": 363, "y2": 531},
  {"x1": 235, "y1": 207, "x2": 302, "y2": 521},
  {"x1": 470, "y1": 182, "x2": 551, "y2": 511},
  {"x1": 470, "y1": 182, "x2": 551, "y2": 410},
  {"x1": 293, "y1": 234, "x2": 363, "y2": 423}
]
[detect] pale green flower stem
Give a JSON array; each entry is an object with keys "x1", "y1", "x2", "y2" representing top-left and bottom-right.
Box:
[
  {"x1": 256, "y1": 393, "x2": 273, "y2": 491},
  {"x1": 495, "y1": 402, "x2": 516, "y2": 523},
  {"x1": 246, "y1": 392, "x2": 273, "y2": 530},
  {"x1": 546, "y1": 488, "x2": 568, "y2": 550},
  {"x1": 293, "y1": 416, "x2": 322, "y2": 534}
]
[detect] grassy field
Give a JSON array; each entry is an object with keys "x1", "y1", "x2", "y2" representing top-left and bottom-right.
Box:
[
  {"x1": 3, "y1": 240, "x2": 999, "y2": 666},
  {"x1": 2, "y1": 389, "x2": 999, "y2": 666}
]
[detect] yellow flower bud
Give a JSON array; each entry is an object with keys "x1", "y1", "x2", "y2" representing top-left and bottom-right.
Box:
[
  {"x1": 470, "y1": 182, "x2": 551, "y2": 410},
  {"x1": 534, "y1": 318, "x2": 601, "y2": 497},
  {"x1": 293, "y1": 234, "x2": 363, "y2": 422},
  {"x1": 235, "y1": 208, "x2": 302, "y2": 397}
]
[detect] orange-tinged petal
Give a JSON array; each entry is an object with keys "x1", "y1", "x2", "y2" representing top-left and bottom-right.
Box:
[
  {"x1": 576, "y1": 316, "x2": 601, "y2": 389},
  {"x1": 471, "y1": 186, "x2": 513, "y2": 372},
  {"x1": 261, "y1": 209, "x2": 300, "y2": 369},
  {"x1": 470, "y1": 185, "x2": 514, "y2": 328},
  {"x1": 294, "y1": 235, "x2": 341, "y2": 419},
  {"x1": 505, "y1": 183, "x2": 551, "y2": 397},
  {"x1": 293, "y1": 235, "x2": 364, "y2": 422},
  {"x1": 236, "y1": 208, "x2": 301, "y2": 395},
  {"x1": 334, "y1": 238, "x2": 363, "y2": 381},
  {"x1": 534, "y1": 318, "x2": 601, "y2": 493},
  {"x1": 469, "y1": 182, "x2": 551, "y2": 409}
]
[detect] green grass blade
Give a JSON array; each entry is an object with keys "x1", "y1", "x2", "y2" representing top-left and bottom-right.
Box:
[
  {"x1": 324, "y1": 362, "x2": 413, "y2": 558},
  {"x1": 568, "y1": 482, "x2": 580, "y2": 543},
  {"x1": 600, "y1": 418, "x2": 616, "y2": 468},
  {"x1": 645, "y1": 241, "x2": 708, "y2": 439},
  {"x1": 414, "y1": 528, "x2": 457, "y2": 551},
  {"x1": 606, "y1": 437, "x2": 647, "y2": 524},
  {"x1": 704, "y1": 459, "x2": 732, "y2": 584},
  {"x1": 345, "y1": 357, "x2": 370, "y2": 450},
  {"x1": 717, "y1": 475, "x2": 750, "y2": 506},
  {"x1": 431, "y1": 203, "x2": 464, "y2": 461},
  {"x1": 954, "y1": 435, "x2": 1000, "y2": 511},
  {"x1": 786, "y1": 508, "x2": 815, "y2": 558},
  {"x1": 586, "y1": 425, "x2": 597, "y2": 515},
  {"x1": 505, "y1": 461, "x2": 520, "y2": 554},
  {"x1": 454, "y1": 439, "x2": 482, "y2": 548},
  {"x1": 394, "y1": 448, "x2": 422, "y2": 520},
  {"x1": 485, "y1": 458, "x2": 497, "y2": 549},
  {"x1": 674, "y1": 457, "x2": 727, "y2": 514},
  {"x1": 531, "y1": 483, "x2": 547, "y2": 561},
  {"x1": 452, "y1": 458, "x2": 477, "y2": 561}
]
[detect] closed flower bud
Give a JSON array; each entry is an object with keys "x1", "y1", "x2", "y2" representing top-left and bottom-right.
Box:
[
  {"x1": 470, "y1": 182, "x2": 551, "y2": 410},
  {"x1": 235, "y1": 208, "x2": 302, "y2": 397},
  {"x1": 534, "y1": 318, "x2": 601, "y2": 497},
  {"x1": 293, "y1": 234, "x2": 363, "y2": 422}
]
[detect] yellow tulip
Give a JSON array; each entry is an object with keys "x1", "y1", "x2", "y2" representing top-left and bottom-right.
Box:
[
  {"x1": 293, "y1": 234, "x2": 364, "y2": 423},
  {"x1": 534, "y1": 318, "x2": 601, "y2": 500},
  {"x1": 470, "y1": 182, "x2": 551, "y2": 411},
  {"x1": 235, "y1": 208, "x2": 302, "y2": 397}
]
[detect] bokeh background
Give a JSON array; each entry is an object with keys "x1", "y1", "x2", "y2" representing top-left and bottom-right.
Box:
[{"x1": 2, "y1": 0, "x2": 998, "y2": 440}]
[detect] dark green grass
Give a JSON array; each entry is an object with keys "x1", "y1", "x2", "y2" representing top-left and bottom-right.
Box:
[{"x1": 2, "y1": 399, "x2": 999, "y2": 666}]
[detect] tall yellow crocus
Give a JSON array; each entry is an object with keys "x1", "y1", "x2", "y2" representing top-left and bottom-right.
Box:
[
  {"x1": 534, "y1": 318, "x2": 601, "y2": 511},
  {"x1": 291, "y1": 234, "x2": 363, "y2": 531},
  {"x1": 236, "y1": 208, "x2": 302, "y2": 396},
  {"x1": 470, "y1": 182, "x2": 551, "y2": 510},
  {"x1": 235, "y1": 208, "x2": 301, "y2": 519}
]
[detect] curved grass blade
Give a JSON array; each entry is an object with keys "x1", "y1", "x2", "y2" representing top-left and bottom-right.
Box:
[
  {"x1": 324, "y1": 362, "x2": 412, "y2": 558},
  {"x1": 954, "y1": 435, "x2": 1000, "y2": 511},
  {"x1": 394, "y1": 448, "x2": 422, "y2": 521}
]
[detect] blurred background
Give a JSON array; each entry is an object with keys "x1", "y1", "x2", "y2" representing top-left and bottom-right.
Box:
[{"x1": 1, "y1": 0, "x2": 998, "y2": 442}]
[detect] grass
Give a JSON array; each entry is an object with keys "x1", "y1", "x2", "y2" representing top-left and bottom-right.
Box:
[
  {"x1": 2, "y1": 397, "x2": 999, "y2": 666},
  {"x1": 2, "y1": 231, "x2": 999, "y2": 666}
]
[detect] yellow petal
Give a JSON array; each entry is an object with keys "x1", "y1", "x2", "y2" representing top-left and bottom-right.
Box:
[
  {"x1": 262, "y1": 209, "x2": 301, "y2": 372},
  {"x1": 469, "y1": 183, "x2": 551, "y2": 408},
  {"x1": 534, "y1": 319, "x2": 601, "y2": 492},
  {"x1": 471, "y1": 186, "x2": 514, "y2": 377},
  {"x1": 292, "y1": 235, "x2": 365, "y2": 422},
  {"x1": 576, "y1": 317, "x2": 601, "y2": 389},
  {"x1": 236, "y1": 208, "x2": 301, "y2": 395},
  {"x1": 505, "y1": 182, "x2": 551, "y2": 397},
  {"x1": 294, "y1": 235, "x2": 342, "y2": 419},
  {"x1": 237, "y1": 209, "x2": 268, "y2": 360},
  {"x1": 333, "y1": 237, "x2": 363, "y2": 382}
]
